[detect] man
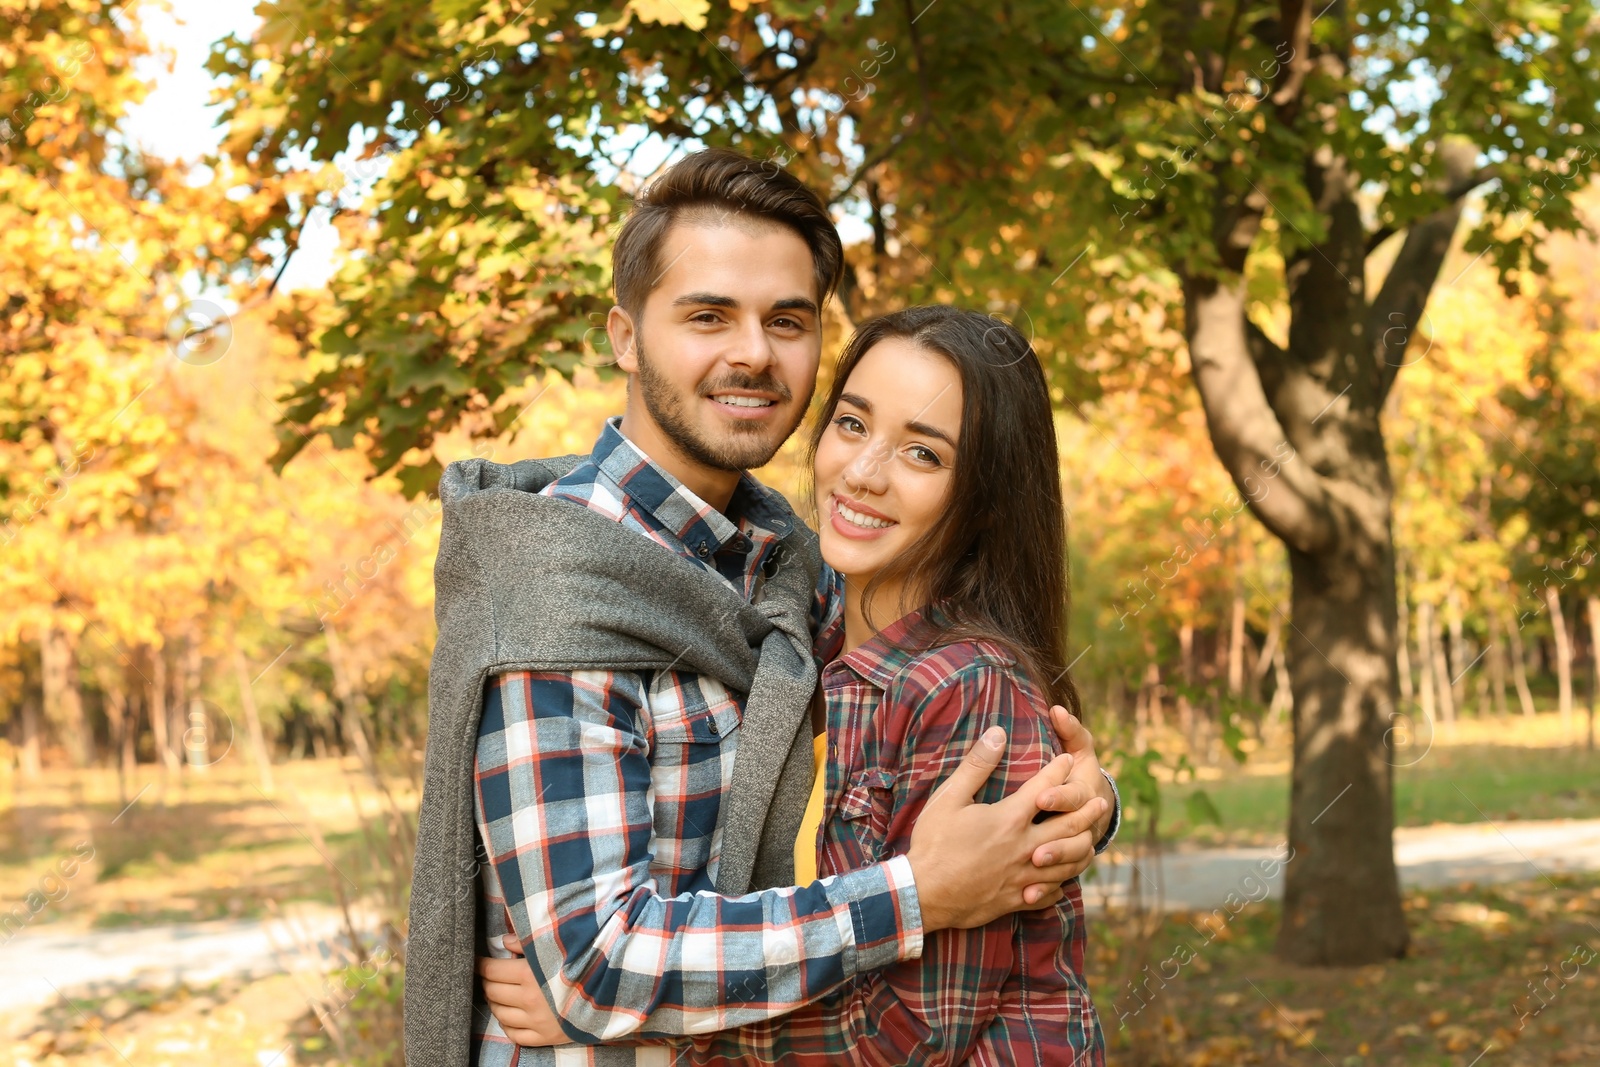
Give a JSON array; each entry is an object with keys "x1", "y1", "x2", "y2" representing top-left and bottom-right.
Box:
[{"x1": 405, "y1": 148, "x2": 1120, "y2": 1067}]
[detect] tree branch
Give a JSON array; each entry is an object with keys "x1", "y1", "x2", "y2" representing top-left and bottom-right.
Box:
[
  {"x1": 1368, "y1": 144, "x2": 1485, "y2": 403},
  {"x1": 1184, "y1": 269, "x2": 1337, "y2": 557},
  {"x1": 1365, "y1": 163, "x2": 1500, "y2": 255}
]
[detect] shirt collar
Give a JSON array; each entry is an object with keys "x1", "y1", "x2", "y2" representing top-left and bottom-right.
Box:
[
  {"x1": 590, "y1": 416, "x2": 793, "y2": 554},
  {"x1": 830, "y1": 605, "x2": 938, "y2": 690}
]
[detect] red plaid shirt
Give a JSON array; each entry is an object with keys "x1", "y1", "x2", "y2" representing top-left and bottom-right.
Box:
[{"x1": 677, "y1": 608, "x2": 1107, "y2": 1066}]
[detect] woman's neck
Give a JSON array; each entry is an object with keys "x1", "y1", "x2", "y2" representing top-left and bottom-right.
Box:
[{"x1": 840, "y1": 574, "x2": 916, "y2": 654}]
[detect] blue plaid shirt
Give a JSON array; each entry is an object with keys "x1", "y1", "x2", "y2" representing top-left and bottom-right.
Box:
[{"x1": 471, "y1": 418, "x2": 923, "y2": 1065}]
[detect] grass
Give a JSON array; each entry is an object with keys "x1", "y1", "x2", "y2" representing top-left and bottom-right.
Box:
[
  {"x1": 0, "y1": 758, "x2": 417, "y2": 929},
  {"x1": 1155, "y1": 711, "x2": 1600, "y2": 847},
  {"x1": 1087, "y1": 871, "x2": 1600, "y2": 1065}
]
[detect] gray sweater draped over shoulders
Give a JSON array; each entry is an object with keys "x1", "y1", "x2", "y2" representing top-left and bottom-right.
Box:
[{"x1": 404, "y1": 455, "x2": 822, "y2": 1066}]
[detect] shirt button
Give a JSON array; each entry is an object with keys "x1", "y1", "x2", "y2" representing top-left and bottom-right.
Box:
[
  {"x1": 696, "y1": 543, "x2": 710, "y2": 557},
  {"x1": 707, "y1": 717, "x2": 720, "y2": 736}
]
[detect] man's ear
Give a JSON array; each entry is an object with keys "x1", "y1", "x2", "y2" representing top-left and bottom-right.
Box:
[{"x1": 608, "y1": 305, "x2": 639, "y2": 373}]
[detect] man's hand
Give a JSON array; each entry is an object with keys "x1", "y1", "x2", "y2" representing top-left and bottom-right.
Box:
[
  {"x1": 1033, "y1": 704, "x2": 1118, "y2": 862},
  {"x1": 907, "y1": 726, "x2": 1107, "y2": 932},
  {"x1": 478, "y1": 944, "x2": 566, "y2": 1047}
]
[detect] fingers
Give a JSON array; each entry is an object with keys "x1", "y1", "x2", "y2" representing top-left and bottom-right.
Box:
[
  {"x1": 1026, "y1": 801, "x2": 1106, "y2": 865},
  {"x1": 996, "y1": 751, "x2": 1073, "y2": 820},
  {"x1": 1027, "y1": 821, "x2": 1097, "y2": 871},
  {"x1": 488, "y1": 1002, "x2": 537, "y2": 1028},
  {"x1": 927, "y1": 725, "x2": 1008, "y2": 809},
  {"x1": 1018, "y1": 882, "x2": 1066, "y2": 909},
  {"x1": 1048, "y1": 704, "x2": 1086, "y2": 751},
  {"x1": 1028, "y1": 796, "x2": 1108, "y2": 852},
  {"x1": 1033, "y1": 777, "x2": 1098, "y2": 815},
  {"x1": 477, "y1": 956, "x2": 529, "y2": 982}
]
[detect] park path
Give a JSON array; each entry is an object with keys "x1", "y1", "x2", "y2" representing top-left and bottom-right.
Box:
[
  {"x1": 3, "y1": 818, "x2": 1599, "y2": 1030},
  {"x1": 1083, "y1": 816, "x2": 1600, "y2": 911},
  {"x1": 0, "y1": 905, "x2": 367, "y2": 1027}
]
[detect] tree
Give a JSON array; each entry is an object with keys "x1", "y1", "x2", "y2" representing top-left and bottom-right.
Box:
[
  {"x1": 1493, "y1": 273, "x2": 1600, "y2": 746},
  {"x1": 215, "y1": 0, "x2": 1600, "y2": 964}
]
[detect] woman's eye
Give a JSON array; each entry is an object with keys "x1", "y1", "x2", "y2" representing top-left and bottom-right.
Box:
[
  {"x1": 834, "y1": 414, "x2": 865, "y2": 434},
  {"x1": 909, "y1": 445, "x2": 942, "y2": 467}
]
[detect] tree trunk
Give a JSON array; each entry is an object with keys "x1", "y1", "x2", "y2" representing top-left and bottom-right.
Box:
[
  {"x1": 1416, "y1": 598, "x2": 1438, "y2": 725},
  {"x1": 1396, "y1": 582, "x2": 1414, "y2": 706},
  {"x1": 1587, "y1": 596, "x2": 1599, "y2": 752},
  {"x1": 41, "y1": 622, "x2": 92, "y2": 767},
  {"x1": 1178, "y1": 621, "x2": 1196, "y2": 751},
  {"x1": 19, "y1": 691, "x2": 42, "y2": 779},
  {"x1": 181, "y1": 636, "x2": 208, "y2": 769},
  {"x1": 1546, "y1": 585, "x2": 1574, "y2": 731},
  {"x1": 104, "y1": 684, "x2": 130, "y2": 805},
  {"x1": 1487, "y1": 612, "x2": 1510, "y2": 717},
  {"x1": 232, "y1": 645, "x2": 276, "y2": 793},
  {"x1": 1228, "y1": 591, "x2": 1246, "y2": 695},
  {"x1": 1504, "y1": 608, "x2": 1538, "y2": 717},
  {"x1": 1445, "y1": 587, "x2": 1468, "y2": 711},
  {"x1": 148, "y1": 646, "x2": 180, "y2": 777},
  {"x1": 1428, "y1": 603, "x2": 1456, "y2": 725},
  {"x1": 323, "y1": 620, "x2": 377, "y2": 774}
]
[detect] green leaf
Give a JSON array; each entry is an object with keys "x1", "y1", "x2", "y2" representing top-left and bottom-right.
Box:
[{"x1": 1185, "y1": 789, "x2": 1224, "y2": 828}]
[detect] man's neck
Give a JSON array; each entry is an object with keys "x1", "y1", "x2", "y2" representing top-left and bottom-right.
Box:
[{"x1": 616, "y1": 411, "x2": 743, "y2": 513}]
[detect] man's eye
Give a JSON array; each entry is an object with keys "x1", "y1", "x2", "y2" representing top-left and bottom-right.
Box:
[{"x1": 771, "y1": 316, "x2": 802, "y2": 330}]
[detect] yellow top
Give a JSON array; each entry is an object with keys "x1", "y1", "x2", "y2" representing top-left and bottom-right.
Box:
[{"x1": 793, "y1": 732, "x2": 828, "y2": 884}]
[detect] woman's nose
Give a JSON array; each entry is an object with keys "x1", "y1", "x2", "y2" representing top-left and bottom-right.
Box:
[{"x1": 842, "y1": 441, "x2": 890, "y2": 494}]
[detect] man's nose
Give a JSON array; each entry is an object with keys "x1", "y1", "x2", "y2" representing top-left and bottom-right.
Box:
[{"x1": 723, "y1": 319, "x2": 776, "y2": 375}]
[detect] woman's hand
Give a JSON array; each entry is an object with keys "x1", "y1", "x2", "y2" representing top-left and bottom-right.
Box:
[{"x1": 477, "y1": 942, "x2": 567, "y2": 1047}]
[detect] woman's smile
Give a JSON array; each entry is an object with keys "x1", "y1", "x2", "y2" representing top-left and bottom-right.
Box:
[{"x1": 829, "y1": 494, "x2": 899, "y2": 537}]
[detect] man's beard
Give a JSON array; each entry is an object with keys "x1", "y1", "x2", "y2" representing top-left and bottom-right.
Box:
[{"x1": 634, "y1": 336, "x2": 809, "y2": 473}]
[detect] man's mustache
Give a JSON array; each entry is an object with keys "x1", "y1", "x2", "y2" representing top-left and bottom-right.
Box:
[{"x1": 699, "y1": 373, "x2": 793, "y2": 402}]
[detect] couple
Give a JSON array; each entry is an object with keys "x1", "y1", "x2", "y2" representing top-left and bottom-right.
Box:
[{"x1": 406, "y1": 148, "x2": 1117, "y2": 1066}]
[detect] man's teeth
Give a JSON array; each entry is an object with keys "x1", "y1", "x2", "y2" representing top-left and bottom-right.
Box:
[
  {"x1": 713, "y1": 395, "x2": 775, "y2": 408},
  {"x1": 837, "y1": 501, "x2": 895, "y2": 529}
]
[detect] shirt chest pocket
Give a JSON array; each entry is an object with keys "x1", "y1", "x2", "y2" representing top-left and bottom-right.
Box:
[
  {"x1": 647, "y1": 691, "x2": 742, "y2": 873},
  {"x1": 835, "y1": 767, "x2": 896, "y2": 863}
]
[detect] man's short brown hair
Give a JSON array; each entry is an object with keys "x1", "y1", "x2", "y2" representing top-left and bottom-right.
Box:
[{"x1": 611, "y1": 148, "x2": 845, "y2": 317}]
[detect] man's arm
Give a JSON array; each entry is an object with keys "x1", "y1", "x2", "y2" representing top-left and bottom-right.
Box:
[
  {"x1": 677, "y1": 665, "x2": 1089, "y2": 1067},
  {"x1": 477, "y1": 668, "x2": 1101, "y2": 1044},
  {"x1": 476, "y1": 669, "x2": 923, "y2": 1043}
]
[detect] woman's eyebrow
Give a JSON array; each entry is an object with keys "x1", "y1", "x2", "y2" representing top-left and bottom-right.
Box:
[
  {"x1": 838, "y1": 392, "x2": 872, "y2": 412},
  {"x1": 906, "y1": 420, "x2": 956, "y2": 446}
]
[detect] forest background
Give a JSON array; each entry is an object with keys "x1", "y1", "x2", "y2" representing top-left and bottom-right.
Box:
[{"x1": 4, "y1": 0, "x2": 1600, "y2": 1064}]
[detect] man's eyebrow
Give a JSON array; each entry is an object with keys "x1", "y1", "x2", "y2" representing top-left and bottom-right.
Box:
[
  {"x1": 672, "y1": 292, "x2": 738, "y2": 308},
  {"x1": 771, "y1": 297, "x2": 820, "y2": 315}
]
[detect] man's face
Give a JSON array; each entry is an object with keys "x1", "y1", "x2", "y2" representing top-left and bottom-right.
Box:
[{"x1": 611, "y1": 217, "x2": 822, "y2": 474}]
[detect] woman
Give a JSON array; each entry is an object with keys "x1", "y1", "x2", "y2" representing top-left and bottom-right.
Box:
[{"x1": 484, "y1": 306, "x2": 1106, "y2": 1064}]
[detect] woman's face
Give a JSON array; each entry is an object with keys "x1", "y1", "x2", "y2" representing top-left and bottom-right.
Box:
[{"x1": 814, "y1": 336, "x2": 963, "y2": 608}]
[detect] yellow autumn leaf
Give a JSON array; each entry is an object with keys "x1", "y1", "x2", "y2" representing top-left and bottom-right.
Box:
[{"x1": 629, "y1": 0, "x2": 710, "y2": 31}]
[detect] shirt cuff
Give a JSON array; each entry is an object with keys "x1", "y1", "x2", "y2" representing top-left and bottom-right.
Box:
[
  {"x1": 1093, "y1": 768, "x2": 1122, "y2": 855},
  {"x1": 826, "y1": 853, "x2": 924, "y2": 975}
]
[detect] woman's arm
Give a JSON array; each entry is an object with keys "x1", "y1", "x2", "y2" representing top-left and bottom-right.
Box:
[{"x1": 676, "y1": 657, "x2": 1065, "y2": 1067}]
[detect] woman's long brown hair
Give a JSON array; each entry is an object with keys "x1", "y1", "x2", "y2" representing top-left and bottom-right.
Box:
[{"x1": 807, "y1": 306, "x2": 1081, "y2": 717}]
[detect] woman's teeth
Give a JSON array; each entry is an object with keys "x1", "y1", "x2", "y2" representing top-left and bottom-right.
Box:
[
  {"x1": 713, "y1": 395, "x2": 775, "y2": 408},
  {"x1": 837, "y1": 500, "x2": 895, "y2": 529}
]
